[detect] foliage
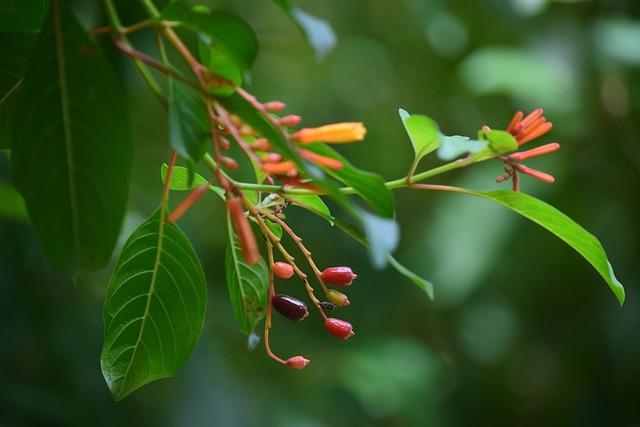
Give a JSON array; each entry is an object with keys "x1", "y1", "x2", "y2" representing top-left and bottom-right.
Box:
[{"x1": 0, "y1": 0, "x2": 627, "y2": 404}]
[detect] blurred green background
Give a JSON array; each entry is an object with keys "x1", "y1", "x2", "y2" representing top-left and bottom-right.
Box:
[{"x1": 1, "y1": 0, "x2": 640, "y2": 425}]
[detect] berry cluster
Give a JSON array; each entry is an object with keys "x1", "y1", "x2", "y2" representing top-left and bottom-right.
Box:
[{"x1": 266, "y1": 265, "x2": 358, "y2": 369}]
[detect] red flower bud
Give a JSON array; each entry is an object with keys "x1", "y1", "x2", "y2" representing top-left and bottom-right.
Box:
[
  {"x1": 324, "y1": 318, "x2": 355, "y2": 340},
  {"x1": 272, "y1": 294, "x2": 309, "y2": 321},
  {"x1": 285, "y1": 356, "x2": 310, "y2": 369},
  {"x1": 321, "y1": 266, "x2": 357, "y2": 286},
  {"x1": 273, "y1": 262, "x2": 294, "y2": 279}
]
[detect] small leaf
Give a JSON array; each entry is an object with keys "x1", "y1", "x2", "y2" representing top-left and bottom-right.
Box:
[
  {"x1": 457, "y1": 188, "x2": 625, "y2": 305},
  {"x1": 359, "y1": 209, "x2": 399, "y2": 269},
  {"x1": 0, "y1": 31, "x2": 36, "y2": 149},
  {"x1": 388, "y1": 255, "x2": 434, "y2": 300},
  {"x1": 226, "y1": 213, "x2": 269, "y2": 335},
  {"x1": 437, "y1": 134, "x2": 487, "y2": 161},
  {"x1": 160, "y1": 164, "x2": 225, "y2": 199},
  {"x1": 162, "y1": 2, "x2": 257, "y2": 74},
  {"x1": 399, "y1": 109, "x2": 440, "y2": 163},
  {"x1": 0, "y1": 0, "x2": 50, "y2": 32},
  {"x1": 168, "y1": 79, "x2": 209, "y2": 164},
  {"x1": 101, "y1": 207, "x2": 207, "y2": 400},
  {"x1": 270, "y1": 0, "x2": 336, "y2": 61},
  {"x1": 470, "y1": 129, "x2": 519, "y2": 162},
  {"x1": 12, "y1": 3, "x2": 134, "y2": 276},
  {"x1": 302, "y1": 143, "x2": 396, "y2": 219},
  {"x1": 286, "y1": 193, "x2": 332, "y2": 219}
]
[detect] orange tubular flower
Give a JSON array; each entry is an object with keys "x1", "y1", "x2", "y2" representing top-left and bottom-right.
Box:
[
  {"x1": 494, "y1": 109, "x2": 560, "y2": 191},
  {"x1": 506, "y1": 109, "x2": 553, "y2": 146},
  {"x1": 298, "y1": 149, "x2": 343, "y2": 170},
  {"x1": 292, "y1": 122, "x2": 366, "y2": 144}
]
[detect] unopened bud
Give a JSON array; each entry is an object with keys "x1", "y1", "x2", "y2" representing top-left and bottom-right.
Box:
[
  {"x1": 220, "y1": 156, "x2": 239, "y2": 170},
  {"x1": 264, "y1": 101, "x2": 286, "y2": 113},
  {"x1": 321, "y1": 266, "x2": 357, "y2": 286},
  {"x1": 285, "y1": 356, "x2": 310, "y2": 369},
  {"x1": 292, "y1": 122, "x2": 366, "y2": 144},
  {"x1": 274, "y1": 262, "x2": 294, "y2": 279},
  {"x1": 279, "y1": 114, "x2": 303, "y2": 127},
  {"x1": 326, "y1": 289, "x2": 350, "y2": 307},
  {"x1": 250, "y1": 138, "x2": 271, "y2": 152},
  {"x1": 324, "y1": 318, "x2": 355, "y2": 340}
]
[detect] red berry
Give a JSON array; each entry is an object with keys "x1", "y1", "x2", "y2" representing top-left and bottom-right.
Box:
[
  {"x1": 273, "y1": 262, "x2": 294, "y2": 279},
  {"x1": 272, "y1": 294, "x2": 308, "y2": 321},
  {"x1": 321, "y1": 266, "x2": 357, "y2": 286},
  {"x1": 285, "y1": 356, "x2": 310, "y2": 369},
  {"x1": 324, "y1": 318, "x2": 355, "y2": 340}
]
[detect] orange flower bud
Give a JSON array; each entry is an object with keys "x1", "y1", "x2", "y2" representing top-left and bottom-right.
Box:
[
  {"x1": 514, "y1": 164, "x2": 555, "y2": 183},
  {"x1": 507, "y1": 143, "x2": 560, "y2": 163},
  {"x1": 261, "y1": 161, "x2": 297, "y2": 175},
  {"x1": 220, "y1": 156, "x2": 239, "y2": 170},
  {"x1": 279, "y1": 114, "x2": 303, "y2": 127},
  {"x1": 292, "y1": 122, "x2": 366, "y2": 144},
  {"x1": 264, "y1": 101, "x2": 287, "y2": 113},
  {"x1": 249, "y1": 138, "x2": 271, "y2": 152},
  {"x1": 167, "y1": 184, "x2": 208, "y2": 223},
  {"x1": 298, "y1": 149, "x2": 343, "y2": 170},
  {"x1": 227, "y1": 197, "x2": 260, "y2": 265}
]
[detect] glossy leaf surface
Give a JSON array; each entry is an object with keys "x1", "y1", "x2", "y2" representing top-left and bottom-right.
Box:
[
  {"x1": 225, "y1": 214, "x2": 269, "y2": 335},
  {"x1": 0, "y1": 31, "x2": 36, "y2": 149},
  {"x1": 11, "y1": 3, "x2": 133, "y2": 276},
  {"x1": 0, "y1": 0, "x2": 50, "y2": 31},
  {"x1": 101, "y1": 208, "x2": 206, "y2": 400},
  {"x1": 458, "y1": 188, "x2": 625, "y2": 304},
  {"x1": 162, "y1": 1, "x2": 257, "y2": 73},
  {"x1": 168, "y1": 79, "x2": 209, "y2": 164}
]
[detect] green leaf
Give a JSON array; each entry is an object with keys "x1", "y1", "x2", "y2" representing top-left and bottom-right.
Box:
[
  {"x1": 0, "y1": 0, "x2": 50, "y2": 32},
  {"x1": 0, "y1": 31, "x2": 36, "y2": 149},
  {"x1": 286, "y1": 193, "x2": 331, "y2": 219},
  {"x1": 359, "y1": 208, "x2": 399, "y2": 269},
  {"x1": 437, "y1": 134, "x2": 487, "y2": 161},
  {"x1": 225, "y1": 213, "x2": 269, "y2": 335},
  {"x1": 101, "y1": 207, "x2": 206, "y2": 401},
  {"x1": 11, "y1": 3, "x2": 133, "y2": 276},
  {"x1": 469, "y1": 129, "x2": 518, "y2": 162},
  {"x1": 160, "y1": 164, "x2": 225, "y2": 199},
  {"x1": 399, "y1": 109, "x2": 440, "y2": 163},
  {"x1": 198, "y1": 39, "x2": 240, "y2": 95},
  {"x1": 0, "y1": 181, "x2": 28, "y2": 221},
  {"x1": 162, "y1": 2, "x2": 257, "y2": 74},
  {"x1": 302, "y1": 143, "x2": 396, "y2": 219},
  {"x1": 168, "y1": 79, "x2": 209, "y2": 164},
  {"x1": 388, "y1": 255, "x2": 434, "y2": 300},
  {"x1": 456, "y1": 188, "x2": 625, "y2": 305},
  {"x1": 270, "y1": 0, "x2": 337, "y2": 61}
]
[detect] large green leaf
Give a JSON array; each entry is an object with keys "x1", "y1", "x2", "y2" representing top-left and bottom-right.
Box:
[
  {"x1": 0, "y1": 31, "x2": 36, "y2": 149},
  {"x1": 269, "y1": 0, "x2": 337, "y2": 61},
  {"x1": 0, "y1": 0, "x2": 50, "y2": 32},
  {"x1": 168, "y1": 79, "x2": 209, "y2": 164},
  {"x1": 101, "y1": 207, "x2": 206, "y2": 401},
  {"x1": 456, "y1": 188, "x2": 625, "y2": 305},
  {"x1": 225, "y1": 213, "x2": 269, "y2": 335},
  {"x1": 161, "y1": 1, "x2": 257, "y2": 74},
  {"x1": 11, "y1": 3, "x2": 133, "y2": 276}
]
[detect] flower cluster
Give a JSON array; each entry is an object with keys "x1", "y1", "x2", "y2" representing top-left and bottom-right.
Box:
[{"x1": 493, "y1": 109, "x2": 560, "y2": 192}]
